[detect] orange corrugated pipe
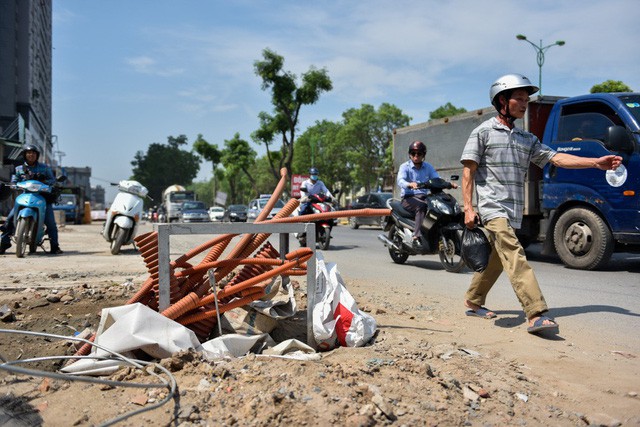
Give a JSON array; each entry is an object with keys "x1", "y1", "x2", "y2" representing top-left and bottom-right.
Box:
[
  {"x1": 173, "y1": 233, "x2": 235, "y2": 268},
  {"x1": 211, "y1": 198, "x2": 299, "y2": 283},
  {"x1": 268, "y1": 208, "x2": 391, "y2": 223},
  {"x1": 177, "y1": 288, "x2": 268, "y2": 326},
  {"x1": 161, "y1": 292, "x2": 200, "y2": 320},
  {"x1": 255, "y1": 168, "x2": 289, "y2": 223},
  {"x1": 126, "y1": 276, "x2": 155, "y2": 305},
  {"x1": 204, "y1": 248, "x2": 313, "y2": 303},
  {"x1": 174, "y1": 256, "x2": 295, "y2": 278}
]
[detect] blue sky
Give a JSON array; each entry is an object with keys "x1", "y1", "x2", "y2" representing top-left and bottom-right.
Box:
[{"x1": 52, "y1": 0, "x2": 640, "y2": 203}]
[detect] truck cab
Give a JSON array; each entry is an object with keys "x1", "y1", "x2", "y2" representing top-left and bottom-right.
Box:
[
  {"x1": 53, "y1": 193, "x2": 78, "y2": 223},
  {"x1": 537, "y1": 93, "x2": 640, "y2": 269}
]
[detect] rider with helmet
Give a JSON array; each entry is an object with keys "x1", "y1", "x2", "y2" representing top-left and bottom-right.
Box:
[
  {"x1": 299, "y1": 167, "x2": 334, "y2": 215},
  {"x1": 460, "y1": 73, "x2": 621, "y2": 334},
  {"x1": 397, "y1": 140, "x2": 457, "y2": 247},
  {"x1": 0, "y1": 144, "x2": 63, "y2": 255}
]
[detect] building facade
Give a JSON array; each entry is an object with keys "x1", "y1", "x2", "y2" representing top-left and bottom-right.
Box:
[
  {"x1": 0, "y1": 0, "x2": 53, "y2": 176},
  {"x1": 0, "y1": 0, "x2": 53, "y2": 215}
]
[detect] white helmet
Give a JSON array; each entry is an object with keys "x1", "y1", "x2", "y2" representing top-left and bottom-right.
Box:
[{"x1": 490, "y1": 73, "x2": 539, "y2": 108}]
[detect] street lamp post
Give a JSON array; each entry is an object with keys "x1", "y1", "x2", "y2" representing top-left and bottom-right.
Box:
[{"x1": 516, "y1": 34, "x2": 565, "y2": 94}]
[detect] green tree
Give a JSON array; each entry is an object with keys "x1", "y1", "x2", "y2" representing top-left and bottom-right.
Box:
[
  {"x1": 193, "y1": 133, "x2": 222, "y2": 205},
  {"x1": 130, "y1": 135, "x2": 201, "y2": 205},
  {"x1": 338, "y1": 103, "x2": 411, "y2": 193},
  {"x1": 429, "y1": 102, "x2": 467, "y2": 119},
  {"x1": 590, "y1": 80, "x2": 632, "y2": 93},
  {"x1": 220, "y1": 133, "x2": 258, "y2": 202},
  {"x1": 252, "y1": 48, "x2": 333, "y2": 185},
  {"x1": 294, "y1": 120, "x2": 348, "y2": 193}
]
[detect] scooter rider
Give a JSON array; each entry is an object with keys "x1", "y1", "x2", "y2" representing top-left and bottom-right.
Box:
[
  {"x1": 0, "y1": 145, "x2": 63, "y2": 255},
  {"x1": 397, "y1": 141, "x2": 457, "y2": 247},
  {"x1": 299, "y1": 167, "x2": 334, "y2": 215}
]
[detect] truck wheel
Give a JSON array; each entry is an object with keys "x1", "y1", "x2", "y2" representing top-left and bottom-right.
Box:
[
  {"x1": 388, "y1": 226, "x2": 409, "y2": 264},
  {"x1": 438, "y1": 233, "x2": 466, "y2": 273},
  {"x1": 553, "y1": 207, "x2": 613, "y2": 270},
  {"x1": 110, "y1": 226, "x2": 127, "y2": 255},
  {"x1": 349, "y1": 217, "x2": 359, "y2": 229},
  {"x1": 15, "y1": 217, "x2": 33, "y2": 258}
]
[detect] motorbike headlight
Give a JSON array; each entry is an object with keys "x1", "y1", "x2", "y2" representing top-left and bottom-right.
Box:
[
  {"x1": 432, "y1": 199, "x2": 452, "y2": 215},
  {"x1": 453, "y1": 202, "x2": 462, "y2": 215},
  {"x1": 18, "y1": 181, "x2": 44, "y2": 192}
]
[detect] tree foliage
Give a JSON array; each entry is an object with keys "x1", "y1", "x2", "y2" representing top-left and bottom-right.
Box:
[
  {"x1": 252, "y1": 48, "x2": 333, "y2": 186},
  {"x1": 590, "y1": 80, "x2": 632, "y2": 93},
  {"x1": 193, "y1": 134, "x2": 222, "y2": 172},
  {"x1": 130, "y1": 135, "x2": 200, "y2": 205},
  {"x1": 220, "y1": 133, "x2": 259, "y2": 203},
  {"x1": 338, "y1": 103, "x2": 411, "y2": 193},
  {"x1": 429, "y1": 102, "x2": 467, "y2": 119},
  {"x1": 293, "y1": 120, "x2": 347, "y2": 193},
  {"x1": 193, "y1": 134, "x2": 222, "y2": 206}
]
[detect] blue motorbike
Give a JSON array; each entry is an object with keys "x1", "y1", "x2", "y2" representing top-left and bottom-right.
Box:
[{"x1": 8, "y1": 175, "x2": 66, "y2": 258}]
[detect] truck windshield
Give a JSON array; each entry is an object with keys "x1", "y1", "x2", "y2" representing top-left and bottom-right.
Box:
[
  {"x1": 618, "y1": 94, "x2": 640, "y2": 127},
  {"x1": 183, "y1": 201, "x2": 205, "y2": 210},
  {"x1": 57, "y1": 195, "x2": 76, "y2": 206},
  {"x1": 170, "y1": 192, "x2": 194, "y2": 202}
]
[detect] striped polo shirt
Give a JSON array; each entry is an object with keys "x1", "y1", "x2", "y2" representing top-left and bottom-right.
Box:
[{"x1": 460, "y1": 117, "x2": 556, "y2": 229}]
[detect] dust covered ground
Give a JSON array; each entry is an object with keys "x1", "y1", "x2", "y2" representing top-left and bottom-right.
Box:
[{"x1": 0, "y1": 223, "x2": 639, "y2": 426}]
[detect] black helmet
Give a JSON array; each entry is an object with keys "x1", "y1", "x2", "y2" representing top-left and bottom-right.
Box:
[
  {"x1": 22, "y1": 144, "x2": 40, "y2": 161},
  {"x1": 309, "y1": 167, "x2": 319, "y2": 176},
  {"x1": 408, "y1": 141, "x2": 427, "y2": 155}
]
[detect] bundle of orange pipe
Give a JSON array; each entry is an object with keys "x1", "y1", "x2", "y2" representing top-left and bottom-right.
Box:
[{"x1": 76, "y1": 167, "x2": 391, "y2": 351}]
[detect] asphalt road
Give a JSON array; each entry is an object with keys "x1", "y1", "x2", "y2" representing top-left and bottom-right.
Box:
[{"x1": 319, "y1": 224, "x2": 640, "y2": 353}]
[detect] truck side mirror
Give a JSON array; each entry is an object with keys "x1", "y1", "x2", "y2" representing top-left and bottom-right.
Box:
[{"x1": 605, "y1": 125, "x2": 634, "y2": 154}]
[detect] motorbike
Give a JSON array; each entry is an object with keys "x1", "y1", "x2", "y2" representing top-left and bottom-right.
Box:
[
  {"x1": 102, "y1": 180, "x2": 149, "y2": 255},
  {"x1": 296, "y1": 189, "x2": 337, "y2": 250},
  {"x1": 377, "y1": 177, "x2": 466, "y2": 273},
  {"x1": 6, "y1": 174, "x2": 67, "y2": 258}
]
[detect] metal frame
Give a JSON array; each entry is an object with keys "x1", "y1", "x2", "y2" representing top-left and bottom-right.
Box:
[{"x1": 153, "y1": 221, "x2": 317, "y2": 347}]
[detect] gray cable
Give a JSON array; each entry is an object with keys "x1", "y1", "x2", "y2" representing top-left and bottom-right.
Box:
[{"x1": 0, "y1": 328, "x2": 179, "y2": 426}]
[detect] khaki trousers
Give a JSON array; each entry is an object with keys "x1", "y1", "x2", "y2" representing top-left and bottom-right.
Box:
[{"x1": 464, "y1": 217, "x2": 548, "y2": 319}]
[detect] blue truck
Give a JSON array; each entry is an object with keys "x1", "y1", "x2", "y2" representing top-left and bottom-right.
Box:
[{"x1": 393, "y1": 93, "x2": 640, "y2": 270}]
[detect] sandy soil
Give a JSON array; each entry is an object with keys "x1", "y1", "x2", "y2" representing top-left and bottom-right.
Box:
[{"x1": 0, "y1": 223, "x2": 639, "y2": 426}]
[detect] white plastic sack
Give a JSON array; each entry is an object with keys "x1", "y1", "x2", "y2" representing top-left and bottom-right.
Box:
[
  {"x1": 200, "y1": 333, "x2": 275, "y2": 360},
  {"x1": 62, "y1": 303, "x2": 203, "y2": 375},
  {"x1": 312, "y1": 253, "x2": 377, "y2": 351},
  {"x1": 249, "y1": 276, "x2": 297, "y2": 319}
]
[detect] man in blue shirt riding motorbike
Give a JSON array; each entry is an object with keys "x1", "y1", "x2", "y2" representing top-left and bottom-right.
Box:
[{"x1": 0, "y1": 145, "x2": 63, "y2": 255}]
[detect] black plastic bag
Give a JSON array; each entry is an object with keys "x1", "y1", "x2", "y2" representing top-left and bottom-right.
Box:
[{"x1": 461, "y1": 227, "x2": 491, "y2": 272}]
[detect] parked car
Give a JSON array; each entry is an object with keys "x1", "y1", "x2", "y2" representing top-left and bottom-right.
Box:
[
  {"x1": 246, "y1": 198, "x2": 285, "y2": 222},
  {"x1": 222, "y1": 204, "x2": 248, "y2": 222},
  {"x1": 348, "y1": 192, "x2": 392, "y2": 229},
  {"x1": 179, "y1": 200, "x2": 209, "y2": 223},
  {"x1": 208, "y1": 206, "x2": 225, "y2": 222}
]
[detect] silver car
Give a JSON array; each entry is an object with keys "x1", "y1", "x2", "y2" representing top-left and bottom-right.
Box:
[
  {"x1": 180, "y1": 201, "x2": 210, "y2": 223},
  {"x1": 246, "y1": 198, "x2": 285, "y2": 222}
]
